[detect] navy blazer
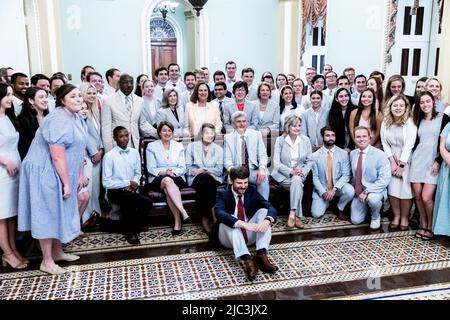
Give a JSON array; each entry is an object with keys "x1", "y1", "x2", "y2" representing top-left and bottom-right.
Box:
[{"x1": 214, "y1": 184, "x2": 278, "y2": 229}]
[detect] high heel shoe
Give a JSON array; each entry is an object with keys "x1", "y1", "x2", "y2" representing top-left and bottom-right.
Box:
[
  {"x1": 182, "y1": 216, "x2": 193, "y2": 224},
  {"x1": 13, "y1": 249, "x2": 30, "y2": 264},
  {"x1": 2, "y1": 253, "x2": 27, "y2": 270},
  {"x1": 172, "y1": 228, "x2": 182, "y2": 236}
]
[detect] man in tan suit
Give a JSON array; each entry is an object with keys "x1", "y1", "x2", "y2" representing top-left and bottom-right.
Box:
[{"x1": 101, "y1": 74, "x2": 157, "y2": 152}]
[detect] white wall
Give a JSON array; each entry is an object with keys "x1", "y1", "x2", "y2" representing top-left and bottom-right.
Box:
[
  {"x1": 326, "y1": 0, "x2": 387, "y2": 76},
  {"x1": 58, "y1": 0, "x2": 188, "y2": 81},
  {"x1": 204, "y1": 0, "x2": 279, "y2": 81},
  {"x1": 0, "y1": 0, "x2": 29, "y2": 74}
]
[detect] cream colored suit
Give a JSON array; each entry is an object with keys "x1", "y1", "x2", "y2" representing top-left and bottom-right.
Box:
[
  {"x1": 184, "y1": 101, "x2": 223, "y2": 137},
  {"x1": 101, "y1": 91, "x2": 157, "y2": 152}
]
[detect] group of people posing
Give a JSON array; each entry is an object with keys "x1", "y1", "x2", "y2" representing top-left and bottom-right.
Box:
[{"x1": 1, "y1": 61, "x2": 450, "y2": 280}]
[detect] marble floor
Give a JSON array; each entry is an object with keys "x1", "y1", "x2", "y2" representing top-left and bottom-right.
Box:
[{"x1": 1, "y1": 214, "x2": 450, "y2": 300}]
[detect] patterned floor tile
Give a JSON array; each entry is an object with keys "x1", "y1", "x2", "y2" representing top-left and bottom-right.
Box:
[
  {"x1": 329, "y1": 282, "x2": 450, "y2": 300},
  {"x1": 55, "y1": 214, "x2": 379, "y2": 256},
  {"x1": 2, "y1": 231, "x2": 450, "y2": 300}
]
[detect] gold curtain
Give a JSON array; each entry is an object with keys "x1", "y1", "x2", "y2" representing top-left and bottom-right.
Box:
[{"x1": 300, "y1": 0, "x2": 327, "y2": 64}]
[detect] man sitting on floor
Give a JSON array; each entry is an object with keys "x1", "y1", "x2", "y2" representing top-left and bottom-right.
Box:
[
  {"x1": 102, "y1": 126, "x2": 152, "y2": 245},
  {"x1": 213, "y1": 166, "x2": 278, "y2": 281}
]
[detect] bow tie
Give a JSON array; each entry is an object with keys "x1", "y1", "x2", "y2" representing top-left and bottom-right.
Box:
[{"x1": 119, "y1": 149, "x2": 129, "y2": 155}]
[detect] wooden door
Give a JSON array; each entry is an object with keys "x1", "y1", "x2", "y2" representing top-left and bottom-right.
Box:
[{"x1": 151, "y1": 38, "x2": 177, "y2": 78}]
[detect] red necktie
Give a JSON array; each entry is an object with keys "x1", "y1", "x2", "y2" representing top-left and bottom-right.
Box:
[
  {"x1": 355, "y1": 151, "x2": 364, "y2": 196},
  {"x1": 237, "y1": 103, "x2": 244, "y2": 112},
  {"x1": 237, "y1": 195, "x2": 247, "y2": 243}
]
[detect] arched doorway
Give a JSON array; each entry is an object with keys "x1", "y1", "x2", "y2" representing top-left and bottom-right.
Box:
[{"x1": 150, "y1": 18, "x2": 177, "y2": 77}]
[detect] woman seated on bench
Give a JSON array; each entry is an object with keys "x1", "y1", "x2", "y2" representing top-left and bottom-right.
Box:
[
  {"x1": 146, "y1": 121, "x2": 191, "y2": 235},
  {"x1": 185, "y1": 123, "x2": 224, "y2": 234}
]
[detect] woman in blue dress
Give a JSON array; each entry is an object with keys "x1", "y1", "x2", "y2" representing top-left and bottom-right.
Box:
[
  {"x1": 18, "y1": 84, "x2": 88, "y2": 275},
  {"x1": 432, "y1": 122, "x2": 450, "y2": 237}
]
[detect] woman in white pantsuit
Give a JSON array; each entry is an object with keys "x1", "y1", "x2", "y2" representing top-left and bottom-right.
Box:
[{"x1": 271, "y1": 115, "x2": 313, "y2": 229}]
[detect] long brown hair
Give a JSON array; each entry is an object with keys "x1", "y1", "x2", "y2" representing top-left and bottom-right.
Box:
[{"x1": 354, "y1": 88, "x2": 377, "y2": 132}]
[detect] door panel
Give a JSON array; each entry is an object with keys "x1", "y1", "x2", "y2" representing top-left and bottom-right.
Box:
[{"x1": 151, "y1": 38, "x2": 177, "y2": 78}]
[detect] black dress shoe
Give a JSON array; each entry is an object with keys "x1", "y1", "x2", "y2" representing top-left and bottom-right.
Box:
[
  {"x1": 125, "y1": 233, "x2": 140, "y2": 245},
  {"x1": 172, "y1": 228, "x2": 182, "y2": 236}
]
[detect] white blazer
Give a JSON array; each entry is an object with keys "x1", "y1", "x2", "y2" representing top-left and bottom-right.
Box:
[
  {"x1": 146, "y1": 139, "x2": 186, "y2": 183},
  {"x1": 101, "y1": 91, "x2": 157, "y2": 152}
]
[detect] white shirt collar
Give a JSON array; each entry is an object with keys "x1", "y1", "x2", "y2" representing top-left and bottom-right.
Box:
[
  {"x1": 358, "y1": 145, "x2": 371, "y2": 154},
  {"x1": 322, "y1": 146, "x2": 335, "y2": 153},
  {"x1": 284, "y1": 135, "x2": 301, "y2": 148}
]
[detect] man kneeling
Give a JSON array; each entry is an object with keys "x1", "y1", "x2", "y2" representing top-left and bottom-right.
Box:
[{"x1": 214, "y1": 166, "x2": 278, "y2": 281}]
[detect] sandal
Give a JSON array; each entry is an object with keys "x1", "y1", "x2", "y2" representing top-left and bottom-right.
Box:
[
  {"x1": 421, "y1": 229, "x2": 434, "y2": 241},
  {"x1": 414, "y1": 228, "x2": 425, "y2": 239}
]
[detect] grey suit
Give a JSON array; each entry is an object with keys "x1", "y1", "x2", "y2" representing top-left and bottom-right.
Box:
[
  {"x1": 223, "y1": 100, "x2": 259, "y2": 131},
  {"x1": 271, "y1": 134, "x2": 313, "y2": 217},
  {"x1": 301, "y1": 106, "x2": 331, "y2": 150},
  {"x1": 224, "y1": 129, "x2": 270, "y2": 199},
  {"x1": 86, "y1": 116, "x2": 103, "y2": 157},
  {"x1": 141, "y1": 97, "x2": 160, "y2": 126},
  {"x1": 101, "y1": 92, "x2": 157, "y2": 152},
  {"x1": 185, "y1": 141, "x2": 224, "y2": 186},
  {"x1": 85, "y1": 116, "x2": 103, "y2": 215},
  {"x1": 311, "y1": 146, "x2": 354, "y2": 218},
  {"x1": 256, "y1": 100, "x2": 280, "y2": 132},
  {"x1": 155, "y1": 106, "x2": 185, "y2": 138},
  {"x1": 349, "y1": 145, "x2": 391, "y2": 224}
]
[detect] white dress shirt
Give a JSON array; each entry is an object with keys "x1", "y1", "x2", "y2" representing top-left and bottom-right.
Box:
[
  {"x1": 102, "y1": 146, "x2": 141, "y2": 189},
  {"x1": 285, "y1": 135, "x2": 301, "y2": 167}
]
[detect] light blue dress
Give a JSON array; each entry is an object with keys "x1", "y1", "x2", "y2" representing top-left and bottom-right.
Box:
[
  {"x1": 432, "y1": 122, "x2": 450, "y2": 236},
  {"x1": 18, "y1": 108, "x2": 87, "y2": 243}
]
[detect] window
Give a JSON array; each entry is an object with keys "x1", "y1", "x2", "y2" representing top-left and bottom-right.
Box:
[
  {"x1": 401, "y1": 49, "x2": 409, "y2": 76},
  {"x1": 435, "y1": 48, "x2": 440, "y2": 76},
  {"x1": 415, "y1": 7, "x2": 424, "y2": 35},
  {"x1": 313, "y1": 27, "x2": 319, "y2": 46},
  {"x1": 312, "y1": 26, "x2": 325, "y2": 47},
  {"x1": 403, "y1": 6, "x2": 412, "y2": 35},
  {"x1": 412, "y1": 49, "x2": 421, "y2": 76}
]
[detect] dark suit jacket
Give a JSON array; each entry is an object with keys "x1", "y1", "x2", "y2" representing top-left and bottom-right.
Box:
[
  {"x1": 209, "y1": 185, "x2": 277, "y2": 248},
  {"x1": 327, "y1": 104, "x2": 357, "y2": 150}
]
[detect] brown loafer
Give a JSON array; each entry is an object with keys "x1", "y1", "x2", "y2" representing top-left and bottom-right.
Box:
[
  {"x1": 254, "y1": 254, "x2": 278, "y2": 273},
  {"x1": 242, "y1": 258, "x2": 258, "y2": 281},
  {"x1": 337, "y1": 211, "x2": 349, "y2": 221},
  {"x1": 295, "y1": 217, "x2": 304, "y2": 229},
  {"x1": 287, "y1": 216, "x2": 295, "y2": 228}
]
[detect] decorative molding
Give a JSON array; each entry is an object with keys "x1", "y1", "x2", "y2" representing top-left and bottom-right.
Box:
[{"x1": 300, "y1": 0, "x2": 327, "y2": 65}]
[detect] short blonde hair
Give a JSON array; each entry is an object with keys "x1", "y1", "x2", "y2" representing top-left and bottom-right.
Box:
[
  {"x1": 383, "y1": 95, "x2": 411, "y2": 127},
  {"x1": 283, "y1": 114, "x2": 302, "y2": 135}
]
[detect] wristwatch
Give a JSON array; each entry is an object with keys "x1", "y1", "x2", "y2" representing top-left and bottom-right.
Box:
[{"x1": 399, "y1": 164, "x2": 405, "y2": 168}]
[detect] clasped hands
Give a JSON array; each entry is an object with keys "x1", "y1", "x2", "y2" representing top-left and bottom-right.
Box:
[
  {"x1": 238, "y1": 219, "x2": 271, "y2": 233},
  {"x1": 159, "y1": 168, "x2": 177, "y2": 177}
]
